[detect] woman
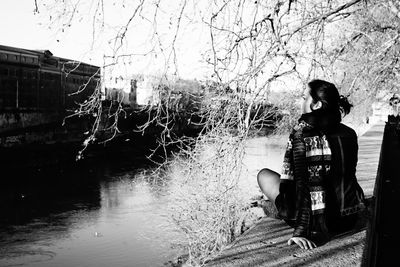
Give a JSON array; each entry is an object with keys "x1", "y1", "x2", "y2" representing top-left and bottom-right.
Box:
[{"x1": 257, "y1": 79, "x2": 366, "y2": 250}]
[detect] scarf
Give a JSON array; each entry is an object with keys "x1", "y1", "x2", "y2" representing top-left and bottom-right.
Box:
[{"x1": 281, "y1": 109, "x2": 336, "y2": 216}]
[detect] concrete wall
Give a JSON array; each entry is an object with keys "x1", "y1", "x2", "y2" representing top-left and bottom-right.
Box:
[
  {"x1": 0, "y1": 111, "x2": 61, "y2": 133},
  {"x1": 0, "y1": 111, "x2": 91, "y2": 147}
]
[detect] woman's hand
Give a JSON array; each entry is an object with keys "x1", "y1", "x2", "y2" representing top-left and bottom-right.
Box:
[{"x1": 288, "y1": 237, "x2": 317, "y2": 249}]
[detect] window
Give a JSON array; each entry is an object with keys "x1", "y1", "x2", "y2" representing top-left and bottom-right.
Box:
[
  {"x1": 8, "y1": 69, "x2": 17, "y2": 77},
  {"x1": 23, "y1": 70, "x2": 28, "y2": 79},
  {"x1": 23, "y1": 70, "x2": 36, "y2": 79},
  {"x1": 0, "y1": 67, "x2": 8, "y2": 76}
]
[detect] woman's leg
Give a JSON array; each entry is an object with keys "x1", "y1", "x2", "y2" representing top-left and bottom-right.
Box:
[{"x1": 257, "y1": 168, "x2": 280, "y2": 203}]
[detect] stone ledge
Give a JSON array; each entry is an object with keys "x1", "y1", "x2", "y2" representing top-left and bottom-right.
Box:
[{"x1": 206, "y1": 216, "x2": 367, "y2": 267}]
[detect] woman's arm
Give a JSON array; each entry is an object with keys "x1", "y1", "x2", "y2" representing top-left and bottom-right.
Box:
[{"x1": 291, "y1": 130, "x2": 312, "y2": 238}]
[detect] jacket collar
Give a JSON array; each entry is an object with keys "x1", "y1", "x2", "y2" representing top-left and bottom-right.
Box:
[{"x1": 299, "y1": 109, "x2": 340, "y2": 131}]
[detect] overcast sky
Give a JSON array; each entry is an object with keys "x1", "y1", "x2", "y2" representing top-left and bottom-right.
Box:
[
  {"x1": 0, "y1": 0, "x2": 314, "y2": 94},
  {"x1": 0, "y1": 1, "x2": 92, "y2": 62},
  {"x1": 0, "y1": 0, "x2": 211, "y2": 80}
]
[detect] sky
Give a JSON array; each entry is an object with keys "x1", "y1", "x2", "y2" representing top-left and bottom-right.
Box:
[
  {"x1": 0, "y1": 0, "x2": 211, "y2": 81},
  {"x1": 0, "y1": 1, "x2": 94, "y2": 63},
  {"x1": 0, "y1": 0, "x2": 318, "y2": 95}
]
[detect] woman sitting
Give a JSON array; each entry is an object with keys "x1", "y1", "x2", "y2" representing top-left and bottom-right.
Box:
[{"x1": 257, "y1": 79, "x2": 366, "y2": 249}]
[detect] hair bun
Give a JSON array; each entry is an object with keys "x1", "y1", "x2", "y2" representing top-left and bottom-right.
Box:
[{"x1": 338, "y1": 94, "x2": 353, "y2": 115}]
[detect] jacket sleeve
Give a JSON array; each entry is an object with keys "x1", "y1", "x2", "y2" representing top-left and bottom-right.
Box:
[{"x1": 291, "y1": 130, "x2": 312, "y2": 238}]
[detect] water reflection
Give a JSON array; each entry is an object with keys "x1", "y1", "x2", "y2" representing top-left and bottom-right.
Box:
[{"x1": 0, "y1": 157, "x2": 184, "y2": 267}]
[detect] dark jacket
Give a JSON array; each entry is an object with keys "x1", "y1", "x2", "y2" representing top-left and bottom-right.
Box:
[{"x1": 276, "y1": 110, "x2": 365, "y2": 238}]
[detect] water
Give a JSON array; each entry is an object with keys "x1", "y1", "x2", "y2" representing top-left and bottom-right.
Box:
[
  {"x1": 0, "y1": 137, "x2": 286, "y2": 267},
  {"x1": 0, "y1": 156, "x2": 185, "y2": 267}
]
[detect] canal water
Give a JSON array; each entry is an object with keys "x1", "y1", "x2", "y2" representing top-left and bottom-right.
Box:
[{"x1": 0, "y1": 137, "x2": 286, "y2": 267}]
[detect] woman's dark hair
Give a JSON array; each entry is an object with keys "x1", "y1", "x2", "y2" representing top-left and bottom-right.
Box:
[{"x1": 308, "y1": 79, "x2": 353, "y2": 122}]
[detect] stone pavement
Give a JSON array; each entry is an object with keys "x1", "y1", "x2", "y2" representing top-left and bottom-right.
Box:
[
  {"x1": 356, "y1": 122, "x2": 386, "y2": 196},
  {"x1": 206, "y1": 121, "x2": 385, "y2": 267}
]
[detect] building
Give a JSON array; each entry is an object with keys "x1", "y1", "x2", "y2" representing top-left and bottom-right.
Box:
[{"x1": 0, "y1": 44, "x2": 100, "y2": 146}]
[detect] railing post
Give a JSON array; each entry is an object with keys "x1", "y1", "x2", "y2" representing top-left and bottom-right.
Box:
[{"x1": 362, "y1": 115, "x2": 400, "y2": 267}]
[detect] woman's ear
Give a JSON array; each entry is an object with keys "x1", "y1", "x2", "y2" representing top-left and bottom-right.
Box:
[{"x1": 311, "y1": 101, "x2": 322, "y2": 110}]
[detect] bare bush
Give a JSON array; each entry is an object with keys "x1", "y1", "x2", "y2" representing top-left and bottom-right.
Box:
[{"x1": 167, "y1": 130, "x2": 247, "y2": 265}]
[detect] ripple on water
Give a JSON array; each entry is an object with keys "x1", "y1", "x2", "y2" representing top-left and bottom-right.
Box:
[{"x1": 0, "y1": 249, "x2": 56, "y2": 267}]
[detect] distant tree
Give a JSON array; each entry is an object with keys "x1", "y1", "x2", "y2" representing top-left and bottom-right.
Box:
[
  {"x1": 34, "y1": 0, "x2": 395, "y2": 138},
  {"x1": 319, "y1": 0, "x2": 400, "y2": 121}
]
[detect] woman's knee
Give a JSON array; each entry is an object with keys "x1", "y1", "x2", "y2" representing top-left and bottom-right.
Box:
[
  {"x1": 257, "y1": 168, "x2": 280, "y2": 202},
  {"x1": 257, "y1": 168, "x2": 279, "y2": 184},
  {"x1": 257, "y1": 168, "x2": 269, "y2": 184}
]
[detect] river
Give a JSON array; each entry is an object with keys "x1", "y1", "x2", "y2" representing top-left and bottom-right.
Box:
[{"x1": 0, "y1": 136, "x2": 286, "y2": 267}]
